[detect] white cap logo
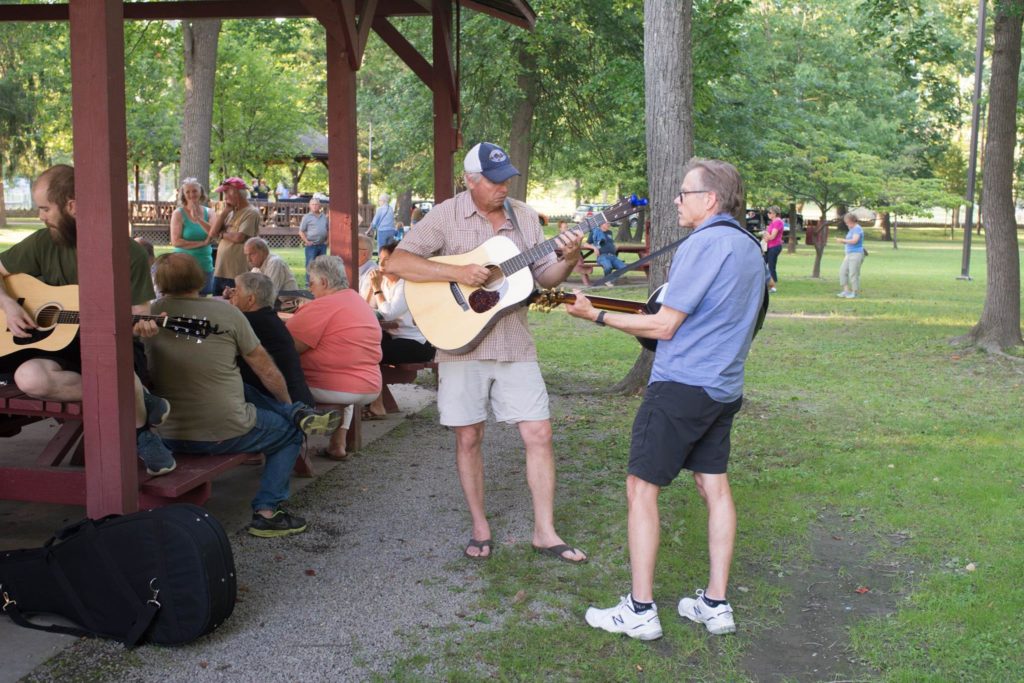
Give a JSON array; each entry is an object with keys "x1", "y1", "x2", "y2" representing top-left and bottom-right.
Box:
[{"x1": 488, "y1": 149, "x2": 507, "y2": 163}]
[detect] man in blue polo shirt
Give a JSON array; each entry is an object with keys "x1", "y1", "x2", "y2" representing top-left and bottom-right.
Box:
[{"x1": 567, "y1": 158, "x2": 767, "y2": 641}]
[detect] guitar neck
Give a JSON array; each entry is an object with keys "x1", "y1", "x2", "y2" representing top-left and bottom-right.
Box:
[
  {"x1": 499, "y1": 210, "x2": 620, "y2": 274},
  {"x1": 530, "y1": 291, "x2": 649, "y2": 315}
]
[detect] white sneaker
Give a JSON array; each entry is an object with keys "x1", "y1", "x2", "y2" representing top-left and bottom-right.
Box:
[
  {"x1": 678, "y1": 589, "x2": 736, "y2": 635},
  {"x1": 585, "y1": 594, "x2": 663, "y2": 641},
  {"x1": 769, "y1": 287, "x2": 777, "y2": 293}
]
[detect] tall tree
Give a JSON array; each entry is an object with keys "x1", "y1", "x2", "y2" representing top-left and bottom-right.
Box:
[
  {"x1": 180, "y1": 19, "x2": 221, "y2": 191},
  {"x1": 962, "y1": 1, "x2": 1023, "y2": 352},
  {"x1": 613, "y1": 0, "x2": 693, "y2": 394}
]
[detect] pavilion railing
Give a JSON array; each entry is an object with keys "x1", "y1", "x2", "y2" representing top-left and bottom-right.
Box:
[{"x1": 129, "y1": 200, "x2": 375, "y2": 249}]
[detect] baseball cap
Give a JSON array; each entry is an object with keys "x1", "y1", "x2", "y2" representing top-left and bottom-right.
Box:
[
  {"x1": 214, "y1": 177, "x2": 247, "y2": 192},
  {"x1": 463, "y1": 142, "x2": 520, "y2": 183}
]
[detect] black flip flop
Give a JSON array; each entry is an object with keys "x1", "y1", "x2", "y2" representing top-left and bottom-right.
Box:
[
  {"x1": 533, "y1": 543, "x2": 588, "y2": 565},
  {"x1": 464, "y1": 538, "x2": 493, "y2": 561}
]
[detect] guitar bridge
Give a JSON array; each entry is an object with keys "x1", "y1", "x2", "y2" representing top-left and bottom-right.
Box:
[{"x1": 449, "y1": 282, "x2": 469, "y2": 311}]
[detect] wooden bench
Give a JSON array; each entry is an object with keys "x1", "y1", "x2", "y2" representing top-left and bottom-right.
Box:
[
  {"x1": 379, "y1": 362, "x2": 437, "y2": 414},
  {"x1": 0, "y1": 384, "x2": 314, "y2": 508}
]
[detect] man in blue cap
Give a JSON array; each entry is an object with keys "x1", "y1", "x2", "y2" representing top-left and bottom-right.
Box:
[{"x1": 387, "y1": 142, "x2": 588, "y2": 564}]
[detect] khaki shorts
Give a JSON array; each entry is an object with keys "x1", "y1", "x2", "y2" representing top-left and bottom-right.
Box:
[{"x1": 437, "y1": 360, "x2": 550, "y2": 427}]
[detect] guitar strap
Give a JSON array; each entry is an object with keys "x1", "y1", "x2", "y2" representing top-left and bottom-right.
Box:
[{"x1": 587, "y1": 218, "x2": 770, "y2": 337}]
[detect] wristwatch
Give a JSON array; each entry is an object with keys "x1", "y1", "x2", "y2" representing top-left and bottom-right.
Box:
[
  {"x1": 374, "y1": 291, "x2": 383, "y2": 296},
  {"x1": 594, "y1": 311, "x2": 607, "y2": 326}
]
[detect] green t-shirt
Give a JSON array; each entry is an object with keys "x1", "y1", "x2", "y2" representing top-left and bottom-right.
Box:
[
  {"x1": 0, "y1": 228, "x2": 155, "y2": 305},
  {"x1": 147, "y1": 297, "x2": 260, "y2": 441}
]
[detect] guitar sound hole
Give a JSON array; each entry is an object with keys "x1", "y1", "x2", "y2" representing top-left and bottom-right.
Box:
[
  {"x1": 468, "y1": 289, "x2": 500, "y2": 313},
  {"x1": 35, "y1": 304, "x2": 61, "y2": 330}
]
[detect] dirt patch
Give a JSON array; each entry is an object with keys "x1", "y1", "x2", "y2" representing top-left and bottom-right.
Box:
[{"x1": 741, "y1": 513, "x2": 914, "y2": 682}]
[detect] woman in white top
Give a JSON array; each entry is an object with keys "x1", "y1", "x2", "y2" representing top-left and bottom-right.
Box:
[{"x1": 364, "y1": 240, "x2": 435, "y2": 418}]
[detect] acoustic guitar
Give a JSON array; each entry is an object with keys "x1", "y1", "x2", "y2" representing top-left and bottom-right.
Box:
[
  {"x1": 0, "y1": 273, "x2": 215, "y2": 357},
  {"x1": 405, "y1": 195, "x2": 647, "y2": 353},
  {"x1": 530, "y1": 285, "x2": 666, "y2": 352}
]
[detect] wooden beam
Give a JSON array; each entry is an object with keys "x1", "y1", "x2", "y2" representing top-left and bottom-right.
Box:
[
  {"x1": 354, "y1": 0, "x2": 380, "y2": 64},
  {"x1": 324, "y1": 31, "x2": 364, "y2": 450},
  {"x1": 69, "y1": 0, "x2": 139, "y2": 517},
  {"x1": 460, "y1": 0, "x2": 534, "y2": 30},
  {"x1": 433, "y1": 0, "x2": 456, "y2": 202},
  {"x1": 297, "y1": 0, "x2": 347, "y2": 51},
  {"x1": 0, "y1": 0, "x2": 425, "y2": 22},
  {"x1": 337, "y1": 1, "x2": 361, "y2": 70},
  {"x1": 373, "y1": 17, "x2": 432, "y2": 88}
]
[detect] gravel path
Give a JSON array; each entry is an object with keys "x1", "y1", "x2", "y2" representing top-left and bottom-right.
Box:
[{"x1": 24, "y1": 402, "x2": 546, "y2": 682}]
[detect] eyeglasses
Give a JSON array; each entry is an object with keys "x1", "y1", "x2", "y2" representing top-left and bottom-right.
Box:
[{"x1": 677, "y1": 189, "x2": 710, "y2": 202}]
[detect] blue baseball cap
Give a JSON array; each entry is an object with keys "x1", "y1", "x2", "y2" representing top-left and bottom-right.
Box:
[{"x1": 463, "y1": 142, "x2": 520, "y2": 183}]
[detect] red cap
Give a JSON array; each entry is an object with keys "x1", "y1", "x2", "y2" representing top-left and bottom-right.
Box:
[{"x1": 214, "y1": 177, "x2": 247, "y2": 192}]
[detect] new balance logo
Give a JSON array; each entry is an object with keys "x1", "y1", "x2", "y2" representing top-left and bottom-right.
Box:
[{"x1": 612, "y1": 615, "x2": 625, "y2": 626}]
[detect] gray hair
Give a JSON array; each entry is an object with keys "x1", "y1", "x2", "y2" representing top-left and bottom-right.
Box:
[
  {"x1": 245, "y1": 236, "x2": 270, "y2": 254},
  {"x1": 177, "y1": 177, "x2": 208, "y2": 207},
  {"x1": 844, "y1": 212, "x2": 859, "y2": 225},
  {"x1": 308, "y1": 255, "x2": 349, "y2": 291},
  {"x1": 681, "y1": 158, "x2": 746, "y2": 222},
  {"x1": 379, "y1": 193, "x2": 390, "y2": 204},
  {"x1": 235, "y1": 271, "x2": 276, "y2": 309}
]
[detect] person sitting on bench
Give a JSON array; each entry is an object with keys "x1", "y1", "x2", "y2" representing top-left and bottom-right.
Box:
[
  {"x1": 0, "y1": 164, "x2": 175, "y2": 475},
  {"x1": 364, "y1": 240, "x2": 435, "y2": 419},
  {"x1": 286, "y1": 255, "x2": 382, "y2": 461},
  {"x1": 140, "y1": 253, "x2": 336, "y2": 538}
]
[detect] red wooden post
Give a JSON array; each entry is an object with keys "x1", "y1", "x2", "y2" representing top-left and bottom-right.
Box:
[
  {"x1": 324, "y1": 28, "x2": 363, "y2": 449},
  {"x1": 69, "y1": 0, "x2": 138, "y2": 516},
  {"x1": 432, "y1": 0, "x2": 455, "y2": 202}
]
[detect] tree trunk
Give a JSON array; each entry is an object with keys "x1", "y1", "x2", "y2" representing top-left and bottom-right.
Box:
[
  {"x1": 0, "y1": 181, "x2": 7, "y2": 228},
  {"x1": 612, "y1": 0, "x2": 694, "y2": 395},
  {"x1": 786, "y1": 201, "x2": 798, "y2": 253},
  {"x1": 151, "y1": 163, "x2": 161, "y2": 203},
  {"x1": 507, "y1": 44, "x2": 539, "y2": 203},
  {"x1": 965, "y1": 6, "x2": 1023, "y2": 351},
  {"x1": 878, "y1": 211, "x2": 892, "y2": 240},
  {"x1": 397, "y1": 189, "x2": 413, "y2": 225},
  {"x1": 360, "y1": 171, "x2": 370, "y2": 207},
  {"x1": 891, "y1": 214, "x2": 898, "y2": 249},
  {"x1": 811, "y1": 219, "x2": 831, "y2": 279},
  {"x1": 180, "y1": 20, "x2": 221, "y2": 191}
]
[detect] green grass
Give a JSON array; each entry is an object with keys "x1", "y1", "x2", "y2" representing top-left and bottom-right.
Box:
[
  {"x1": 4, "y1": 222, "x2": 1022, "y2": 679},
  {"x1": 389, "y1": 233, "x2": 1024, "y2": 681}
]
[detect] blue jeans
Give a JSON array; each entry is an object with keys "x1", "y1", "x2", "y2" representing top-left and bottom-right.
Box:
[
  {"x1": 212, "y1": 276, "x2": 235, "y2": 298},
  {"x1": 376, "y1": 229, "x2": 397, "y2": 251},
  {"x1": 200, "y1": 270, "x2": 215, "y2": 296},
  {"x1": 162, "y1": 388, "x2": 303, "y2": 512},
  {"x1": 597, "y1": 253, "x2": 627, "y2": 276},
  {"x1": 765, "y1": 244, "x2": 782, "y2": 282},
  {"x1": 304, "y1": 244, "x2": 327, "y2": 286}
]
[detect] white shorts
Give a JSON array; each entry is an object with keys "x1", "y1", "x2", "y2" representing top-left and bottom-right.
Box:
[{"x1": 437, "y1": 360, "x2": 550, "y2": 427}]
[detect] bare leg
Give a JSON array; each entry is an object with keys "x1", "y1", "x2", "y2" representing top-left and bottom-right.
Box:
[
  {"x1": 455, "y1": 423, "x2": 490, "y2": 557},
  {"x1": 518, "y1": 419, "x2": 586, "y2": 562},
  {"x1": 627, "y1": 474, "x2": 661, "y2": 603},
  {"x1": 14, "y1": 359, "x2": 82, "y2": 402},
  {"x1": 693, "y1": 472, "x2": 736, "y2": 600}
]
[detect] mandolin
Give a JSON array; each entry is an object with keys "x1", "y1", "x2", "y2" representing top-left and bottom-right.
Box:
[{"x1": 0, "y1": 274, "x2": 216, "y2": 357}]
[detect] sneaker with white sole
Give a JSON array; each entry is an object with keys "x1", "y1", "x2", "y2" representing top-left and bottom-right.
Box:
[
  {"x1": 293, "y1": 405, "x2": 341, "y2": 436},
  {"x1": 585, "y1": 593, "x2": 663, "y2": 641},
  {"x1": 142, "y1": 389, "x2": 171, "y2": 427},
  {"x1": 137, "y1": 429, "x2": 176, "y2": 476},
  {"x1": 678, "y1": 589, "x2": 736, "y2": 635}
]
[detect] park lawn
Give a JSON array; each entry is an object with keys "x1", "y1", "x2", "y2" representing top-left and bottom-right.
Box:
[{"x1": 389, "y1": 233, "x2": 1024, "y2": 681}]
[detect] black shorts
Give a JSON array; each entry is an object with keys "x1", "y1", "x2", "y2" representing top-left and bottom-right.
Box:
[{"x1": 628, "y1": 382, "x2": 743, "y2": 485}]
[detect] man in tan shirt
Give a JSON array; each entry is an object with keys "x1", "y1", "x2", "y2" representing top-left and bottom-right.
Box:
[
  {"x1": 210, "y1": 176, "x2": 261, "y2": 296},
  {"x1": 388, "y1": 142, "x2": 587, "y2": 563}
]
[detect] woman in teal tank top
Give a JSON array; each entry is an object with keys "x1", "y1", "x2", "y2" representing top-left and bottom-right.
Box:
[{"x1": 170, "y1": 178, "x2": 215, "y2": 295}]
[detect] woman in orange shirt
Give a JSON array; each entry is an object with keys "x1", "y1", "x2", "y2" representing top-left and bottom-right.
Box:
[{"x1": 286, "y1": 255, "x2": 382, "y2": 460}]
